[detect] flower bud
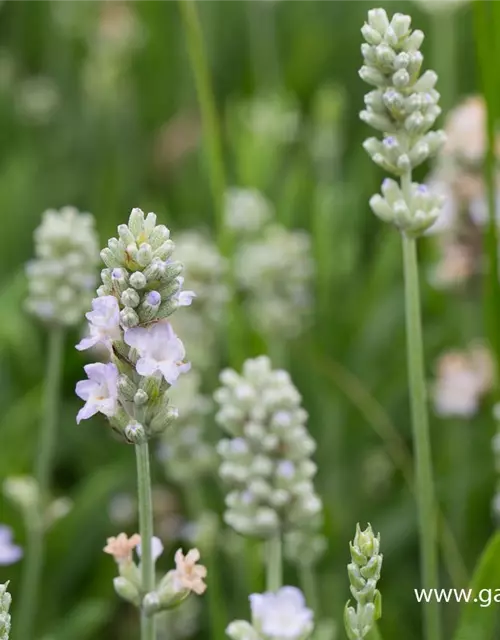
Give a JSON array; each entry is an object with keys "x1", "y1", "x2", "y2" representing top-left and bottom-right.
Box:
[
  {"x1": 125, "y1": 422, "x2": 148, "y2": 444},
  {"x1": 129, "y1": 272, "x2": 147, "y2": 290},
  {"x1": 113, "y1": 576, "x2": 141, "y2": 607},
  {"x1": 120, "y1": 307, "x2": 139, "y2": 328},
  {"x1": 121, "y1": 288, "x2": 140, "y2": 308}
]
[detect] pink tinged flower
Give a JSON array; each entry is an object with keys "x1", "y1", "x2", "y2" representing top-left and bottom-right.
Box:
[
  {"x1": 124, "y1": 322, "x2": 190, "y2": 384},
  {"x1": 172, "y1": 547, "x2": 207, "y2": 595},
  {"x1": 250, "y1": 587, "x2": 314, "y2": 640},
  {"x1": 103, "y1": 532, "x2": 141, "y2": 564},
  {"x1": 0, "y1": 525, "x2": 22, "y2": 565},
  {"x1": 75, "y1": 362, "x2": 119, "y2": 424},
  {"x1": 76, "y1": 296, "x2": 121, "y2": 352}
]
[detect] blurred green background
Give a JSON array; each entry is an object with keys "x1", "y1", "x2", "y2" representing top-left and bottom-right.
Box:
[{"x1": 0, "y1": 1, "x2": 493, "y2": 639}]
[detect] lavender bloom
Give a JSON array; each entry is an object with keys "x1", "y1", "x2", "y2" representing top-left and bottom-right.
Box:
[
  {"x1": 124, "y1": 322, "x2": 190, "y2": 384},
  {"x1": 76, "y1": 362, "x2": 119, "y2": 423},
  {"x1": 76, "y1": 296, "x2": 121, "y2": 352},
  {"x1": 249, "y1": 588, "x2": 314, "y2": 640},
  {"x1": 0, "y1": 526, "x2": 22, "y2": 565},
  {"x1": 175, "y1": 277, "x2": 196, "y2": 307}
]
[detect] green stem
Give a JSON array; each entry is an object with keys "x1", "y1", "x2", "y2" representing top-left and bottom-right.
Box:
[
  {"x1": 401, "y1": 174, "x2": 440, "y2": 640},
  {"x1": 474, "y1": 0, "x2": 500, "y2": 393},
  {"x1": 135, "y1": 442, "x2": 155, "y2": 640},
  {"x1": 178, "y1": 0, "x2": 246, "y2": 369},
  {"x1": 430, "y1": 8, "x2": 458, "y2": 117},
  {"x1": 184, "y1": 482, "x2": 227, "y2": 640},
  {"x1": 265, "y1": 535, "x2": 282, "y2": 592},
  {"x1": 299, "y1": 565, "x2": 319, "y2": 614},
  {"x1": 247, "y1": 1, "x2": 280, "y2": 91},
  {"x1": 178, "y1": 0, "x2": 226, "y2": 249},
  {"x1": 16, "y1": 326, "x2": 64, "y2": 640}
]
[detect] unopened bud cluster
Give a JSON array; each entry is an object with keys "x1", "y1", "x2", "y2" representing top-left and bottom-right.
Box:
[
  {"x1": 344, "y1": 524, "x2": 383, "y2": 640},
  {"x1": 0, "y1": 583, "x2": 11, "y2": 640},
  {"x1": 75, "y1": 208, "x2": 194, "y2": 442},
  {"x1": 360, "y1": 9, "x2": 446, "y2": 236},
  {"x1": 214, "y1": 356, "x2": 322, "y2": 538},
  {"x1": 160, "y1": 372, "x2": 218, "y2": 484},
  {"x1": 26, "y1": 206, "x2": 99, "y2": 325}
]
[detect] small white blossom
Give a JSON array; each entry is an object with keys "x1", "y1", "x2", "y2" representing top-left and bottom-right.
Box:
[
  {"x1": 137, "y1": 536, "x2": 164, "y2": 563},
  {"x1": 124, "y1": 322, "x2": 190, "y2": 384},
  {"x1": 175, "y1": 277, "x2": 196, "y2": 307},
  {"x1": 250, "y1": 587, "x2": 314, "y2": 640},
  {"x1": 0, "y1": 526, "x2": 22, "y2": 566},
  {"x1": 76, "y1": 296, "x2": 121, "y2": 352},
  {"x1": 76, "y1": 362, "x2": 119, "y2": 423}
]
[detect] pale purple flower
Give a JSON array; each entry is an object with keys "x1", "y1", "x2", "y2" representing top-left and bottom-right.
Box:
[
  {"x1": 250, "y1": 587, "x2": 314, "y2": 640},
  {"x1": 124, "y1": 322, "x2": 190, "y2": 384},
  {"x1": 75, "y1": 362, "x2": 119, "y2": 423},
  {"x1": 137, "y1": 536, "x2": 164, "y2": 563},
  {"x1": 175, "y1": 276, "x2": 196, "y2": 307},
  {"x1": 76, "y1": 296, "x2": 121, "y2": 352},
  {"x1": 0, "y1": 525, "x2": 23, "y2": 565}
]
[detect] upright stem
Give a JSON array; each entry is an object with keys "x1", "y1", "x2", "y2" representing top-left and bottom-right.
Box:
[
  {"x1": 135, "y1": 442, "x2": 155, "y2": 640},
  {"x1": 16, "y1": 326, "x2": 64, "y2": 640},
  {"x1": 178, "y1": 0, "x2": 226, "y2": 249},
  {"x1": 299, "y1": 565, "x2": 319, "y2": 614},
  {"x1": 401, "y1": 169, "x2": 440, "y2": 640},
  {"x1": 430, "y1": 9, "x2": 458, "y2": 117},
  {"x1": 265, "y1": 535, "x2": 282, "y2": 592}
]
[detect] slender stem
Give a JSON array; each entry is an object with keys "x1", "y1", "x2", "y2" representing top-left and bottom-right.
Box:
[
  {"x1": 474, "y1": 1, "x2": 500, "y2": 392},
  {"x1": 265, "y1": 535, "x2": 282, "y2": 592},
  {"x1": 430, "y1": 9, "x2": 458, "y2": 117},
  {"x1": 16, "y1": 326, "x2": 64, "y2": 640},
  {"x1": 401, "y1": 170, "x2": 440, "y2": 640},
  {"x1": 178, "y1": 0, "x2": 246, "y2": 369},
  {"x1": 135, "y1": 442, "x2": 155, "y2": 640},
  {"x1": 184, "y1": 482, "x2": 227, "y2": 640},
  {"x1": 299, "y1": 565, "x2": 319, "y2": 614},
  {"x1": 178, "y1": 0, "x2": 226, "y2": 249}
]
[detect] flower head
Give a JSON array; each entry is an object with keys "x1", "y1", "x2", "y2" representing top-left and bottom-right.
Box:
[
  {"x1": 172, "y1": 548, "x2": 207, "y2": 595},
  {"x1": 76, "y1": 296, "x2": 121, "y2": 352},
  {"x1": 250, "y1": 587, "x2": 314, "y2": 640},
  {"x1": 124, "y1": 322, "x2": 190, "y2": 384},
  {"x1": 76, "y1": 362, "x2": 119, "y2": 423},
  {"x1": 0, "y1": 526, "x2": 22, "y2": 565},
  {"x1": 103, "y1": 532, "x2": 141, "y2": 564},
  {"x1": 26, "y1": 206, "x2": 99, "y2": 326}
]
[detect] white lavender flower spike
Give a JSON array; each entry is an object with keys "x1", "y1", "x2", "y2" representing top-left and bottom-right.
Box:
[
  {"x1": 227, "y1": 587, "x2": 314, "y2": 640},
  {"x1": 360, "y1": 9, "x2": 446, "y2": 236},
  {"x1": 75, "y1": 207, "x2": 193, "y2": 442},
  {"x1": 214, "y1": 356, "x2": 322, "y2": 538},
  {"x1": 26, "y1": 206, "x2": 99, "y2": 325},
  {"x1": 0, "y1": 582, "x2": 12, "y2": 640}
]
